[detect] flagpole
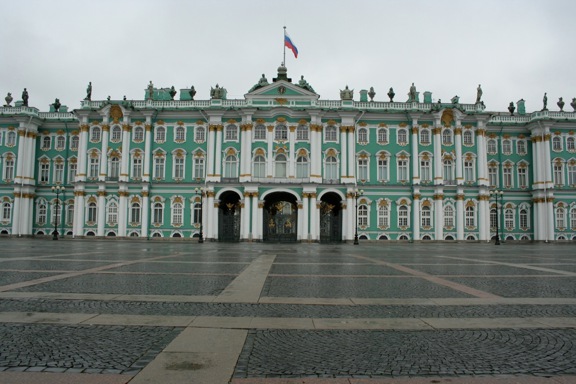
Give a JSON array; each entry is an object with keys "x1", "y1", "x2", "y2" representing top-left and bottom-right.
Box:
[{"x1": 283, "y1": 26, "x2": 286, "y2": 66}]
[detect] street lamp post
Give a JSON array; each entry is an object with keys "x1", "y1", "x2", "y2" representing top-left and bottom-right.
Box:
[
  {"x1": 490, "y1": 189, "x2": 503, "y2": 245},
  {"x1": 353, "y1": 189, "x2": 364, "y2": 245},
  {"x1": 194, "y1": 187, "x2": 204, "y2": 243},
  {"x1": 51, "y1": 185, "x2": 64, "y2": 240}
]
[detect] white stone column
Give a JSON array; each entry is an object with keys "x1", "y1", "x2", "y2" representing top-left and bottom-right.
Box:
[
  {"x1": 347, "y1": 126, "x2": 356, "y2": 181},
  {"x1": 310, "y1": 193, "x2": 318, "y2": 241},
  {"x1": 141, "y1": 190, "x2": 150, "y2": 238},
  {"x1": 205, "y1": 191, "x2": 215, "y2": 240},
  {"x1": 11, "y1": 188, "x2": 21, "y2": 236},
  {"x1": 99, "y1": 125, "x2": 109, "y2": 181},
  {"x1": 476, "y1": 126, "x2": 488, "y2": 186},
  {"x1": 297, "y1": 200, "x2": 303, "y2": 241},
  {"x1": 97, "y1": 191, "x2": 106, "y2": 236},
  {"x1": 412, "y1": 192, "x2": 421, "y2": 241},
  {"x1": 411, "y1": 126, "x2": 420, "y2": 184},
  {"x1": 14, "y1": 130, "x2": 26, "y2": 185},
  {"x1": 241, "y1": 192, "x2": 251, "y2": 240},
  {"x1": 251, "y1": 193, "x2": 260, "y2": 240},
  {"x1": 143, "y1": 123, "x2": 152, "y2": 182},
  {"x1": 346, "y1": 192, "x2": 354, "y2": 241},
  {"x1": 455, "y1": 127, "x2": 463, "y2": 185},
  {"x1": 531, "y1": 137, "x2": 540, "y2": 186},
  {"x1": 543, "y1": 134, "x2": 553, "y2": 188},
  {"x1": 456, "y1": 190, "x2": 465, "y2": 241},
  {"x1": 214, "y1": 126, "x2": 223, "y2": 179},
  {"x1": 206, "y1": 125, "x2": 216, "y2": 178},
  {"x1": 341, "y1": 199, "x2": 348, "y2": 241},
  {"x1": 120, "y1": 124, "x2": 131, "y2": 182},
  {"x1": 545, "y1": 195, "x2": 555, "y2": 242},
  {"x1": 118, "y1": 191, "x2": 127, "y2": 237},
  {"x1": 434, "y1": 190, "x2": 443, "y2": 240},
  {"x1": 433, "y1": 127, "x2": 442, "y2": 185},
  {"x1": 302, "y1": 193, "x2": 310, "y2": 241},
  {"x1": 240, "y1": 123, "x2": 251, "y2": 182},
  {"x1": 74, "y1": 190, "x2": 86, "y2": 237},
  {"x1": 340, "y1": 126, "x2": 348, "y2": 179},
  {"x1": 77, "y1": 124, "x2": 89, "y2": 182},
  {"x1": 478, "y1": 194, "x2": 488, "y2": 241},
  {"x1": 289, "y1": 125, "x2": 296, "y2": 178},
  {"x1": 266, "y1": 125, "x2": 274, "y2": 177},
  {"x1": 256, "y1": 199, "x2": 264, "y2": 241}
]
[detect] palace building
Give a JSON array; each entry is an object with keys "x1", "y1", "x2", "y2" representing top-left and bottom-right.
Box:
[{"x1": 1, "y1": 65, "x2": 575, "y2": 242}]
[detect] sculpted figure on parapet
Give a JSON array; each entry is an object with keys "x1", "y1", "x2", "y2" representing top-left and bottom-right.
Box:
[
  {"x1": 408, "y1": 83, "x2": 416, "y2": 102},
  {"x1": 85, "y1": 82, "x2": 92, "y2": 101},
  {"x1": 476, "y1": 84, "x2": 482, "y2": 103},
  {"x1": 298, "y1": 75, "x2": 315, "y2": 93},
  {"x1": 340, "y1": 85, "x2": 353, "y2": 100}
]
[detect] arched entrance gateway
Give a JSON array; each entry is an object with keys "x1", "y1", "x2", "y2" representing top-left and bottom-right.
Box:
[
  {"x1": 263, "y1": 192, "x2": 297, "y2": 243},
  {"x1": 218, "y1": 191, "x2": 242, "y2": 242},
  {"x1": 319, "y1": 192, "x2": 343, "y2": 243}
]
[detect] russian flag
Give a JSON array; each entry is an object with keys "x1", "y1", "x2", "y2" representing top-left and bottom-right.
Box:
[{"x1": 284, "y1": 33, "x2": 298, "y2": 59}]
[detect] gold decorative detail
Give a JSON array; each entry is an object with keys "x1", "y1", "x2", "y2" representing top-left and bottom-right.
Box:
[
  {"x1": 455, "y1": 194, "x2": 465, "y2": 201},
  {"x1": 110, "y1": 105, "x2": 123, "y2": 123},
  {"x1": 326, "y1": 148, "x2": 337, "y2": 157},
  {"x1": 156, "y1": 120, "x2": 165, "y2": 125},
  {"x1": 275, "y1": 98, "x2": 288, "y2": 105},
  {"x1": 441, "y1": 109, "x2": 454, "y2": 127},
  {"x1": 196, "y1": 120, "x2": 206, "y2": 125},
  {"x1": 433, "y1": 194, "x2": 444, "y2": 200},
  {"x1": 465, "y1": 200, "x2": 475, "y2": 207},
  {"x1": 413, "y1": 193, "x2": 421, "y2": 200},
  {"x1": 241, "y1": 123, "x2": 253, "y2": 131},
  {"x1": 327, "y1": 119, "x2": 337, "y2": 125},
  {"x1": 276, "y1": 117, "x2": 287, "y2": 123},
  {"x1": 226, "y1": 148, "x2": 236, "y2": 156},
  {"x1": 122, "y1": 124, "x2": 131, "y2": 132},
  {"x1": 298, "y1": 119, "x2": 308, "y2": 125}
]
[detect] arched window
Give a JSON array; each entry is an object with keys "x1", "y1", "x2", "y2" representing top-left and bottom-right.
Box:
[
  {"x1": 552, "y1": 136, "x2": 562, "y2": 151},
  {"x1": 490, "y1": 208, "x2": 498, "y2": 229},
  {"x1": 567, "y1": 137, "x2": 575, "y2": 151},
  {"x1": 504, "y1": 208, "x2": 514, "y2": 229},
  {"x1": 131, "y1": 154, "x2": 142, "y2": 179},
  {"x1": 570, "y1": 208, "x2": 576, "y2": 229},
  {"x1": 275, "y1": 153, "x2": 287, "y2": 177},
  {"x1": 133, "y1": 126, "x2": 144, "y2": 142},
  {"x1": 42, "y1": 136, "x2": 51, "y2": 150},
  {"x1": 420, "y1": 157, "x2": 431, "y2": 182},
  {"x1": 3, "y1": 156, "x2": 15, "y2": 180},
  {"x1": 154, "y1": 155, "x2": 165, "y2": 180},
  {"x1": 6, "y1": 131, "x2": 16, "y2": 146},
  {"x1": 111, "y1": 126, "x2": 122, "y2": 142},
  {"x1": 172, "y1": 202, "x2": 183, "y2": 226},
  {"x1": 56, "y1": 136, "x2": 66, "y2": 150},
  {"x1": 517, "y1": 140, "x2": 526, "y2": 154},
  {"x1": 153, "y1": 202, "x2": 163, "y2": 225},
  {"x1": 175, "y1": 126, "x2": 185, "y2": 142},
  {"x1": 358, "y1": 204, "x2": 368, "y2": 227},
  {"x1": 442, "y1": 129, "x2": 453, "y2": 145},
  {"x1": 324, "y1": 125, "x2": 337, "y2": 142},
  {"x1": 193, "y1": 155, "x2": 205, "y2": 179},
  {"x1": 88, "y1": 156, "x2": 100, "y2": 178},
  {"x1": 296, "y1": 155, "x2": 309, "y2": 178},
  {"x1": 398, "y1": 205, "x2": 408, "y2": 227},
  {"x1": 464, "y1": 158, "x2": 475, "y2": 182},
  {"x1": 91, "y1": 127, "x2": 101, "y2": 142},
  {"x1": 397, "y1": 128, "x2": 407, "y2": 144},
  {"x1": 193, "y1": 203, "x2": 202, "y2": 225},
  {"x1": 378, "y1": 204, "x2": 389, "y2": 228},
  {"x1": 463, "y1": 130, "x2": 473, "y2": 145},
  {"x1": 519, "y1": 208, "x2": 529, "y2": 229},
  {"x1": 223, "y1": 154, "x2": 238, "y2": 178},
  {"x1": 155, "y1": 127, "x2": 166, "y2": 142},
  {"x1": 37, "y1": 201, "x2": 47, "y2": 225},
  {"x1": 275, "y1": 125, "x2": 288, "y2": 141},
  {"x1": 107, "y1": 201, "x2": 118, "y2": 225},
  {"x1": 502, "y1": 139, "x2": 512, "y2": 155},
  {"x1": 444, "y1": 205, "x2": 454, "y2": 228},
  {"x1": 324, "y1": 155, "x2": 338, "y2": 180},
  {"x1": 377, "y1": 157, "x2": 388, "y2": 181},
  {"x1": 296, "y1": 124, "x2": 308, "y2": 141},
  {"x1": 556, "y1": 207, "x2": 566, "y2": 228},
  {"x1": 377, "y1": 128, "x2": 388, "y2": 144},
  {"x1": 87, "y1": 202, "x2": 97, "y2": 223},
  {"x1": 553, "y1": 161, "x2": 564, "y2": 186},
  {"x1": 71, "y1": 135, "x2": 79, "y2": 150},
  {"x1": 465, "y1": 205, "x2": 475, "y2": 227},
  {"x1": 254, "y1": 124, "x2": 266, "y2": 140},
  {"x1": 487, "y1": 139, "x2": 497, "y2": 154},
  {"x1": 421, "y1": 205, "x2": 431, "y2": 227},
  {"x1": 397, "y1": 158, "x2": 409, "y2": 182},
  {"x1": 443, "y1": 159, "x2": 454, "y2": 184},
  {"x1": 357, "y1": 157, "x2": 369, "y2": 181},
  {"x1": 225, "y1": 125, "x2": 238, "y2": 141},
  {"x1": 358, "y1": 127, "x2": 368, "y2": 143},
  {"x1": 66, "y1": 204, "x2": 74, "y2": 225},
  {"x1": 195, "y1": 126, "x2": 205, "y2": 142},
  {"x1": 253, "y1": 155, "x2": 266, "y2": 178},
  {"x1": 130, "y1": 202, "x2": 141, "y2": 224},
  {"x1": 420, "y1": 129, "x2": 430, "y2": 145},
  {"x1": 108, "y1": 156, "x2": 120, "y2": 179},
  {"x1": 2, "y1": 202, "x2": 12, "y2": 221}
]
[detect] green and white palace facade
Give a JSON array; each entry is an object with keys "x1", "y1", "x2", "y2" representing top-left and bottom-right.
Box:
[{"x1": 1, "y1": 66, "x2": 576, "y2": 242}]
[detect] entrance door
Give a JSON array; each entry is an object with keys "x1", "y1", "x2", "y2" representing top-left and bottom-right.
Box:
[
  {"x1": 263, "y1": 199, "x2": 297, "y2": 243},
  {"x1": 319, "y1": 201, "x2": 342, "y2": 243},
  {"x1": 218, "y1": 192, "x2": 241, "y2": 242}
]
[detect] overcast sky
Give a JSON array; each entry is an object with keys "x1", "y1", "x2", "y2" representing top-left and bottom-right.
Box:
[{"x1": 1, "y1": 0, "x2": 575, "y2": 114}]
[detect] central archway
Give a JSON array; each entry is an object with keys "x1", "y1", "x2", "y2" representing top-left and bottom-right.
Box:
[
  {"x1": 319, "y1": 192, "x2": 343, "y2": 243},
  {"x1": 263, "y1": 192, "x2": 298, "y2": 243},
  {"x1": 218, "y1": 191, "x2": 242, "y2": 242}
]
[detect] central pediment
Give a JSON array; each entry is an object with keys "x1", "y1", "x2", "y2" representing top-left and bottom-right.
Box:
[{"x1": 245, "y1": 80, "x2": 319, "y2": 102}]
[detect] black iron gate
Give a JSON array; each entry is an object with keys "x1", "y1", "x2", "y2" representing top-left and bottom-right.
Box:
[
  {"x1": 218, "y1": 204, "x2": 240, "y2": 242},
  {"x1": 319, "y1": 202, "x2": 342, "y2": 243},
  {"x1": 263, "y1": 201, "x2": 297, "y2": 243}
]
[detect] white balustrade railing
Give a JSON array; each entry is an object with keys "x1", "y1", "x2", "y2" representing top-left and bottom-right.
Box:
[
  {"x1": 38, "y1": 112, "x2": 76, "y2": 119},
  {"x1": 0, "y1": 106, "x2": 40, "y2": 115}
]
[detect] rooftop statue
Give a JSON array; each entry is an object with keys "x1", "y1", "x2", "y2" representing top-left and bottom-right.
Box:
[
  {"x1": 542, "y1": 92, "x2": 548, "y2": 111},
  {"x1": 571, "y1": 97, "x2": 576, "y2": 112},
  {"x1": 189, "y1": 86, "x2": 196, "y2": 100},
  {"x1": 169, "y1": 86, "x2": 177, "y2": 100},
  {"x1": 368, "y1": 87, "x2": 376, "y2": 102},
  {"x1": 52, "y1": 98, "x2": 61, "y2": 112},
  {"x1": 298, "y1": 75, "x2": 315, "y2": 93},
  {"x1": 557, "y1": 97, "x2": 565, "y2": 112},
  {"x1": 85, "y1": 82, "x2": 92, "y2": 101},
  {"x1": 508, "y1": 102, "x2": 515, "y2": 116},
  {"x1": 22, "y1": 88, "x2": 29, "y2": 107},
  {"x1": 451, "y1": 95, "x2": 460, "y2": 105},
  {"x1": 387, "y1": 87, "x2": 395, "y2": 102},
  {"x1": 4, "y1": 92, "x2": 13, "y2": 107},
  {"x1": 249, "y1": 74, "x2": 269, "y2": 92},
  {"x1": 340, "y1": 85, "x2": 353, "y2": 100},
  {"x1": 476, "y1": 84, "x2": 482, "y2": 104},
  {"x1": 210, "y1": 84, "x2": 226, "y2": 99},
  {"x1": 147, "y1": 81, "x2": 154, "y2": 101},
  {"x1": 408, "y1": 83, "x2": 417, "y2": 102}
]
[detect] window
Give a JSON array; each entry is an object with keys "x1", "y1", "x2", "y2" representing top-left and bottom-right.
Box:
[
  {"x1": 42, "y1": 136, "x2": 51, "y2": 150},
  {"x1": 571, "y1": 208, "x2": 576, "y2": 229},
  {"x1": 552, "y1": 136, "x2": 562, "y2": 151},
  {"x1": 40, "y1": 161, "x2": 50, "y2": 183},
  {"x1": 223, "y1": 155, "x2": 238, "y2": 178},
  {"x1": 442, "y1": 129, "x2": 453, "y2": 145},
  {"x1": 296, "y1": 155, "x2": 309, "y2": 178},
  {"x1": 175, "y1": 126, "x2": 185, "y2": 142},
  {"x1": 71, "y1": 135, "x2": 79, "y2": 150},
  {"x1": 68, "y1": 162, "x2": 77, "y2": 183},
  {"x1": 6, "y1": 131, "x2": 16, "y2": 146},
  {"x1": 91, "y1": 127, "x2": 101, "y2": 142},
  {"x1": 420, "y1": 157, "x2": 431, "y2": 182},
  {"x1": 108, "y1": 157, "x2": 120, "y2": 179},
  {"x1": 378, "y1": 204, "x2": 389, "y2": 228},
  {"x1": 195, "y1": 126, "x2": 205, "y2": 142},
  {"x1": 274, "y1": 154, "x2": 287, "y2": 177},
  {"x1": 568, "y1": 162, "x2": 576, "y2": 185},
  {"x1": 130, "y1": 203, "x2": 141, "y2": 224},
  {"x1": 504, "y1": 208, "x2": 514, "y2": 229},
  {"x1": 252, "y1": 155, "x2": 266, "y2": 178},
  {"x1": 443, "y1": 159, "x2": 454, "y2": 184},
  {"x1": 553, "y1": 161, "x2": 564, "y2": 186},
  {"x1": 324, "y1": 156, "x2": 338, "y2": 180},
  {"x1": 193, "y1": 156, "x2": 205, "y2": 179},
  {"x1": 174, "y1": 156, "x2": 185, "y2": 179},
  {"x1": 377, "y1": 157, "x2": 388, "y2": 182},
  {"x1": 357, "y1": 158, "x2": 368, "y2": 181},
  {"x1": 397, "y1": 158, "x2": 409, "y2": 182},
  {"x1": 2, "y1": 202, "x2": 12, "y2": 221},
  {"x1": 133, "y1": 126, "x2": 144, "y2": 142},
  {"x1": 519, "y1": 208, "x2": 529, "y2": 229},
  {"x1": 397, "y1": 129, "x2": 407, "y2": 144},
  {"x1": 490, "y1": 208, "x2": 498, "y2": 229},
  {"x1": 465, "y1": 205, "x2": 475, "y2": 227},
  {"x1": 517, "y1": 140, "x2": 527, "y2": 155},
  {"x1": 377, "y1": 128, "x2": 388, "y2": 144},
  {"x1": 107, "y1": 201, "x2": 118, "y2": 225},
  {"x1": 87, "y1": 202, "x2": 97, "y2": 223},
  {"x1": 56, "y1": 136, "x2": 65, "y2": 150},
  {"x1": 225, "y1": 125, "x2": 238, "y2": 141},
  {"x1": 518, "y1": 166, "x2": 528, "y2": 188},
  {"x1": 502, "y1": 139, "x2": 512, "y2": 155},
  {"x1": 254, "y1": 124, "x2": 266, "y2": 140},
  {"x1": 154, "y1": 156, "x2": 165, "y2": 180},
  {"x1": 358, "y1": 128, "x2": 368, "y2": 143},
  {"x1": 132, "y1": 156, "x2": 142, "y2": 179},
  {"x1": 296, "y1": 125, "x2": 308, "y2": 141},
  {"x1": 51, "y1": 203, "x2": 61, "y2": 228},
  {"x1": 37, "y1": 201, "x2": 47, "y2": 225},
  {"x1": 275, "y1": 125, "x2": 288, "y2": 141},
  {"x1": 464, "y1": 159, "x2": 474, "y2": 183},
  {"x1": 487, "y1": 139, "x2": 497, "y2": 154},
  {"x1": 324, "y1": 125, "x2": 337, "y2": 142},
  {"x1": 358, "y1": 204, "x2": 368, "y2": 227},
  {"x1": 111, "y1": 126, "x2": 122, "y2": 142},
  {"x1": 556, "y1": 207, "x2": 566, "y2": 228},
  {"x1": 172, "y1": 203, "x2": 183, "y2": 226},
  {"x1": 488, "y1": 164, "x2": 498, "y2": 187},
  {"x1": 421, "y1": 205, "x2": 431, "y2": 227},
  {"x1": 53, "y1": 161, "x2": 64, "y2": 184},
  {"x1": 398, "y1": 205, "x2": 409, "y2": 227},
  {"x1": 153, "y1": 202, "x2": 163, "y2": 225},
  {"x1": 155, "y1": 127, "x2": 166, "y2": 142},
  {"x1": 444, "y1": 205, "x2": 454, "y2": 228},
  {"x1": 503, "y1": 166, "x2": 513, "y2": 188},
  {"x1": 66, "y1": 204, "x2": 74, "y2": 225},
  {"x1": 463, "y1": 130, "x2": 473, "y2": 146},
  {"x1": 3, "y1": 156, "x2": 15, "y2": 180},
  {"x1": 420, "y1": 129, "x2": 430, "y2": 145},
  {"x1": 567, "y1": 137, "x2": 575, "y2": 152}
]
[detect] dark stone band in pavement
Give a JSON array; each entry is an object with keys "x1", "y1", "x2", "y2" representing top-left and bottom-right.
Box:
[
  {"x1": 234, "y1": 329, "x2": 576, "y2": 378},
  {"x1": 2, "y1": 298, "x2": 576, "y2": 319}
]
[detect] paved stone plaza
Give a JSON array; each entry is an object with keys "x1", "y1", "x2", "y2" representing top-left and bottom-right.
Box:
[{"x1": 0, "y1": 239, "x2": 575, "y2": 384}]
